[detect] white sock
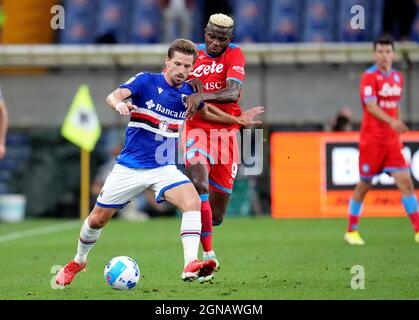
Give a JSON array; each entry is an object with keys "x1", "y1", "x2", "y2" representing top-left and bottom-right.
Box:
[
  {"x1": 74, "y1": 218, "x2": 102, "y2": 264},
  {"x1": 180, "y1": 211, "x2": 201, "y2": 268}
]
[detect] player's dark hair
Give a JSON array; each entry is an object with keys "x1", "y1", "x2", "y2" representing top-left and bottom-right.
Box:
[
  {"x1": 167, "y1": 38, "x2": 197, "y2": 62},
  {"x1": 373, "y1": 36, "x2": 395, "y2": 51}
]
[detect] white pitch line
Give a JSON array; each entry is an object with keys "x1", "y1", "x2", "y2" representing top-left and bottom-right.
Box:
[{"x1": 0, "y1": 221, "x2": 80, "y2": 243}]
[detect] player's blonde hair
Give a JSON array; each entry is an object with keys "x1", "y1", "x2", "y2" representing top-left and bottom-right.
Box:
[{"x1": 208, "y1": 13, "x2": 234, "y2": 28}]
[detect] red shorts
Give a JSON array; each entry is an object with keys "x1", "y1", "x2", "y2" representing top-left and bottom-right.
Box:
[
  {"x1": 182, "y1": 127, "x2": 240, "y2": 193},
  {"x1": 359, "y1": 140, "x2": 409, "y2": 181}
]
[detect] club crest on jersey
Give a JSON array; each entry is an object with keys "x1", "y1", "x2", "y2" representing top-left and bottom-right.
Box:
[
  {"x1": 158, "y1": 87, "x2": 164, "y2": 94},
  {"x1": 146, "y1": 99, "x2": 155, "y2": 109},
  {"x1": 394, "y1": 74, "x2": 400, "y2": 83},
  {"x1": 186, "y1": 138, "x2": 195, "y2": 148},
  {"x1": 362, "y1": 164, "x2": 370, "y2": 173},
  {"x1": 159, "y1": 121, "x2": 169, "y2": 132},
  {"x1": 181, "y1": 94, "x2": 188, "y2": 108}
]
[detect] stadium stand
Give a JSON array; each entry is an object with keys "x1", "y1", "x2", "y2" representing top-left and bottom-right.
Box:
[
  {"x1": 129, "y1": 0, "x2": 162, "y2": 43},
  {"x1": 94, "y1": 0, "x2": 130, "y2": 44},
  {"x1": 338, "y1": 0, "x2": 373, "y2": 42},
  {"x1": 373, "y1": 0, "x2": 385, "y2": 39},
  {"x1": 303, "y1": 0, "x2": 337, "y2": 42},
  {"x1": 54, "y1": 0, "x2": 419, "y2": 44},
  {"x1": 232, "y1": 0, "x2": 268, "y2": 43},
  {"x1": 60, "y1": 0, "x2": 97, "y2": 44},
  {"x1": 269, "y1": 0, "x2": 302, "y2": 42}
]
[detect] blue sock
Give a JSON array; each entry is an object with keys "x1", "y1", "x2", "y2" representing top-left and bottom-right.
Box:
[
  {"x1": 402, "y1": 195, "x2": 418, "y2": 215},
  {"x1": 349, "y1": 198, "x2": 362, "y2": 216}
]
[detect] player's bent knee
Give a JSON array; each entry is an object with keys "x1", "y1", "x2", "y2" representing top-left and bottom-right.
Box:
[
  {"x1": 183, "y1": 195, "x2": 201, "y2": 212},
  {"x1": 88, "y1": 216, "x2": 107, "y2": 229},
  {"x1": 88, "y1": 207, "x2": 114, "y2": 228}
]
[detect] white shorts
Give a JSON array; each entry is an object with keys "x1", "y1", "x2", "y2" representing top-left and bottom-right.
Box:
[{"x1": 96, "y1": 164, "x2": 191, "y2": 209}]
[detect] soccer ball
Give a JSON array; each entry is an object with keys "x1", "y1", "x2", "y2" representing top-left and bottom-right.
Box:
[{"x1": 104, "y1": 256, "x2": 140, "y2": 290}]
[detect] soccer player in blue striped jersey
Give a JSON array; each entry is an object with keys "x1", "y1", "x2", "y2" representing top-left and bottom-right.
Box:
[{"x1": 56, "y1": 39, "x2": 217, "y2": 285}]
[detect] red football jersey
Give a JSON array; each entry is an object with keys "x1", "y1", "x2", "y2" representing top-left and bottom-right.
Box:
[
  {"x1": 360, "y1": 64, "x2": 404, "y2": 144},
  {"x1": 186, "y1": 43, "x2": 246, "y2": 130}
]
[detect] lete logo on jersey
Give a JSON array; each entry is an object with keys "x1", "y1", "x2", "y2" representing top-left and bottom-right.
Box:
[
  {"x1": 378, "y1": 83, "x2": 402, "y2": 97},
  {"x1": 190, "y1": 61, "x2": 224, "y2": 77}
]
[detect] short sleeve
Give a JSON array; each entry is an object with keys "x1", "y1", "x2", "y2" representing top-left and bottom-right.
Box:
[
  {"x1": 119, "y1": 72, "x2": 149, "y2": 97},
  {"x1": 360, "y1": 73, "x2": 377, "y2": 104},
  {"x1": 226, "y1": 48, "x2": 246, "y2": 85}
]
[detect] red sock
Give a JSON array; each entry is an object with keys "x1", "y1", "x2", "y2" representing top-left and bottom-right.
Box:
[
  {"x1": 200, "y1": 198, "x2": 213, "y2": 252},
  {"x1": 408, "y1": 213, "x2": 419, "y2": 232},
  {"x1": 347, "y1": 215, "x2": 360, "y2": 232}
]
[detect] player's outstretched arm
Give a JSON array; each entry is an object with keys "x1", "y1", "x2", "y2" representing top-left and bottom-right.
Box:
[
  {"x1": 199, "y1": 103, "x2": 264, "y2": 126},
  {"x1": 365, "y1": 101, "x2": 409, "y2": 134},
  {"x1": 106, "y1": 88, "x2": 138, "y2": 116}
]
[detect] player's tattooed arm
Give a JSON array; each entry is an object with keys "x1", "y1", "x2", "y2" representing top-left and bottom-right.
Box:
[
  {"x1": 201, "y1": 80, "x2": 241, "y2": 103},
  {"x1": 199, "y1": 104, "x2": 264, "y2": 126},
  {"x1": 106, "y1": 88, "x2": 138, "y2": 116},
  {"x1": 365, "y1": 101, "x2": 408, "y2": 134},
  {"x1": 184, "y1": 80, "x2": 241, "y2": 119}
]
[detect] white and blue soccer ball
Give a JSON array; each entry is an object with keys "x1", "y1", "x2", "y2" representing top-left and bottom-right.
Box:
[{"x1": 104, "y1": 256, "x2": 140, "y2": 290}]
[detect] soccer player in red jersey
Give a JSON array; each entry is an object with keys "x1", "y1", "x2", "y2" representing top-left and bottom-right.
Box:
[
  {"x1": 345, "y1": 37, "x2": 419, "y2": 245},
  {"x1": 183, "y1": 13, "x2": 264, "y2": 278}
]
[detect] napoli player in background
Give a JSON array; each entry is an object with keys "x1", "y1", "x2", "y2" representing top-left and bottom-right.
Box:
[
  {"x1": 183, "y1": 13, "x2": 264, "y2": 280},
  {"x1": 345, "y1": 37, "x2": 419, "y2": 245},
  {"x1": 56, "y1": 39, "x2": 219, "y2": 286}
]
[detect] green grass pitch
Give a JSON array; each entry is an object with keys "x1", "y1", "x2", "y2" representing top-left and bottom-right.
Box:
[{"x1": 0, "y1": 216, "x2": 418, "y2": 300}]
